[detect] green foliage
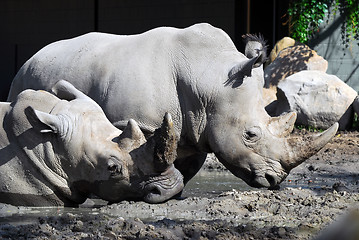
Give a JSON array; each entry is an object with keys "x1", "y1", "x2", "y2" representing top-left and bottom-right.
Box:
[
  {"x1": 288, "y1": 0, "x2": 359, "y2": 45},
  {"x1": 288, "y1": 0, "x2": 329, "y2": 43},
  {"x1": 352, "y1": 112, "x2": 359, "y2": 129},
  {"x1": 295, "y1": 124, "x2": 324, "y2": 132},
  {"x1": 334, "y1": 0, "x2": 359, "y2": 47}
]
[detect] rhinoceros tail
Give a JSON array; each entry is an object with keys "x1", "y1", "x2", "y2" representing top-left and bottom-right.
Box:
[{"x1": 242, "y1": 33, "x2": 268, "y2": 67}]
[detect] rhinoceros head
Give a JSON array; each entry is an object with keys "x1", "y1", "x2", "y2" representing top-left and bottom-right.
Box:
[
  {"x1": 26, "y1": 80, "x2": 183, "y2": 203},
  {"x1": 206, "y1": 56, "x2": 338, "y2": 189}
]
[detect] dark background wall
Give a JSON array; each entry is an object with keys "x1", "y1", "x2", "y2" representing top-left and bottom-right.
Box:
[
  {"x1": 0, "y1": 0, "x2": 288, "y2": 101},
  {"x1": 308, "y1": 9, "x2": 359, "y2": 91}
]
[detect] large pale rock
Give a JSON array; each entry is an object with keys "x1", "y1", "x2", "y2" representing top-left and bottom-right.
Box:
[
  {"x1": 264, "y1": 44, "x2": 328, "y2": 106},
  {"x1": 274, "y1": 70, "x2": 357, "y2": 130}
]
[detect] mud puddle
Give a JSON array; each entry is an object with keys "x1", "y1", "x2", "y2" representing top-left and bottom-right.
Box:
[
  {"x1": 1, "y1": 131, "x2": 359, "y2": 239},
  {"x1": 0, "y1": 170, "x2": 352, "y2": 226},
  {"x1": 184, "y1": 169, "x2": 352, "y2": 198}
]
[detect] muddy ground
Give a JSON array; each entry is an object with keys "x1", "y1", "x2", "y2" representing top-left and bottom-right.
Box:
[{"x1": 1, "y1": 129, "x2": 359, "y2": 239}]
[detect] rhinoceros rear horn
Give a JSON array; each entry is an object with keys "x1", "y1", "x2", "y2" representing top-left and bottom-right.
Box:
[
  {"x1": 284, "y1": 122, "x2": 339, "y2": 170},
  {"x1": 117, "y1": 119, "x2": 147, "y2": 151},
  {"x1": 51, "y1": 80, "x2": 89, "y2": 101},
  {"x1": 268, "y1": 112, "x2": 297, "y2": 138},
  {"x1": 152, "y1": 112, "x2": 177, "y2": 169}
]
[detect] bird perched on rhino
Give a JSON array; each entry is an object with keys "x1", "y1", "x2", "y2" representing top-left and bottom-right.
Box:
[{"x1": 242, "y1": 33, "x2": 268, "y2": 67}]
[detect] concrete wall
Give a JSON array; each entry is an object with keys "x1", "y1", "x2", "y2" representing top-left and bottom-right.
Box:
[
  {"x1": 0, "y1": 0, "x2": 96, "y2": 101},
  {"x1": 309, "y1": 10, "x2": 359, "y2": 91},
  {"x1": 97, "y1": 0, "x2": 235, "y2": 37},
  {"x1": 0, "y1": 0, "x2": 236, "y2": 101}
]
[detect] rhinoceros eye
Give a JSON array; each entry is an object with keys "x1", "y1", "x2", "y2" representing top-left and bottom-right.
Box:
[{"x1": 243, "y1": 126, "x2": 262, "y2": 143}]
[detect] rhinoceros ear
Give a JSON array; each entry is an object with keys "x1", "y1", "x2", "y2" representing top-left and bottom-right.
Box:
[
  {"x1": 51, "y1": 80, "x2": 89, "y2": 101},
  {"x1": 226, "y1": 56, "x2": 259, "y2": 87},
  {"x1": 26, "y1": 107, "x2": 62, "y2": 134}
]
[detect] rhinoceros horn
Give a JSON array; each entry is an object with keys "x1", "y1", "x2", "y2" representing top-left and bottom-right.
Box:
[
  {"x1": 152, "y1": 112, "x2": 177, "y2": 170},
  {"x1": 283, "y1": 122, "x2": 338, "y2": 170},
  {"x1": 117, "y1": 119, "x2": 147, "y2": 151},
  {"x1": 268, "y1": 112, "x2": 297, "y2": 138},
  {"x1": 117, "y1": 113, "x2": 177, "y2": 170}
]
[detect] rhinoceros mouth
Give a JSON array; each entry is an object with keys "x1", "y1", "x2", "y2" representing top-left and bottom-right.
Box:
[
  {"x1": 218, "y1": 153, "x2": 288, "y2": 189},
  {"x1": 248, "y1": 172, "x2": 287, "y2": 189},
  {"x1": 247, "y1": 162, "x2": 288, "y2": 189},
  {"x1": 142, "y1": 166, "x2": 184, "y2": 203}
]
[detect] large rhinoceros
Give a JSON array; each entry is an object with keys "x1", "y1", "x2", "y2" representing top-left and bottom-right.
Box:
[
  {"x1": 1, "y1": 80, "x2": 183, "y2": 206},
  {"x1": 8, "y1": 23, "x2": 338, "y2": 189}
]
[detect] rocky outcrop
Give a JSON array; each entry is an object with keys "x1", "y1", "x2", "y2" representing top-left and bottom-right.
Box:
[
  {"x1": 268, "y1": 37, "x2": 297, "y2": 64},
  {"x1": 265, "y1": 44, "x2": 328, "y2": 83},
  {"x1": 263, "y1": 40, "x2": 328, "y2": 106},
  {"x1": 271, "y1": 70, "x2": 357, "y2": 130}
]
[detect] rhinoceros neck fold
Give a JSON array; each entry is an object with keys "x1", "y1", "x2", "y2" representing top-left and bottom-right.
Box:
[
  {"x1": 22, "y1": 144, "x2": 70, "y2": 190},
  {"x1": 10, "y1": 124, "x2": 72, "y2": 197},
  {"x1": 4, "y1": 91, "x2": 77, "y2": 202},
  {"x1": 181, "y1": 108, "x2": 207, "y2": 147}
]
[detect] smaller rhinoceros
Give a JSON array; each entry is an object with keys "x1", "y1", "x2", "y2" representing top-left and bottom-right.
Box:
[{"x1": 0, "y1": 80, "x2": 183, "y2": 206}]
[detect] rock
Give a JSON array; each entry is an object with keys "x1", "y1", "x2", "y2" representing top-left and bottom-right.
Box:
[
  {"x1": 203, "y1": 153, "x2": 227, "y2": 171},
  {"x1": 72, "y1": 220, "x2": 84, "y2": 232},
  {"x1": 0, "y1": 203, "x2": 19, "y2": 217},
  {"x1": 265, "y1": 44, "x2": 328, "y2": 87},
  {"x1": 332, "y1": 182, "x2": 350, "y2": 192},
  {"x1": 268, "y1": 37, "x2": 297, "y2": 64},
  {"x1": 314, "y1": 209, "x2": 359, "y2": 240},
  {"x1": 352, "y1": 96, "x2": 359, "y2": 116},
  {"x1": 263, "y1": 44, "x2": 328, "y2": 107},
  {"x1": 273, "y1": 70, "x2": 357, "y2": 130}
]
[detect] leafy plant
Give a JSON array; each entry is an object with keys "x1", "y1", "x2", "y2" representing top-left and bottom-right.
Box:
[
  {"x1": 352, "y1": 112, "x2": 359, "y2": 129},
  {"x1": 287, "y1": 0, "x2": 359, "y2": 45},
  {"x1": 334, "y1": 0, "x2": 359, "y2": 47},
  {"x1": 295, "y1": 124, "x2": 325, "y2": 132}
]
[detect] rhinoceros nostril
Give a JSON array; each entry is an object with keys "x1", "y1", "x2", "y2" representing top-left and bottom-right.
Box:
[
  {"x1": 265, "y1": 173, "x2": 276, "y2": 187},
  {"x1": 108, "y1": 164, "x2": 117, "y2": 172},
  {"x1": 265, "y1": 174, "x2": 281, "y2": 190},
  {"x1": 147, "y1": 185, "x2": 162, "y2": 196},
  {"x1": 107, "y1": 158, "x2": 123, "y2": 175}
]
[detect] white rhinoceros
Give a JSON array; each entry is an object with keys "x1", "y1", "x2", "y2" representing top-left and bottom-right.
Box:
[
  {"x1": 1, "y1": 80, "x2": 183, "y2": 206},
  {"x1": 8, "y1": 23, "x2": 338, "y2": 189}
]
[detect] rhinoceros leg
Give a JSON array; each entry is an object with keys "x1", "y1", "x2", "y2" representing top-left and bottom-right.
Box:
[{"x1": 175, "y1": 153, "x2": 207, "y2": 185}]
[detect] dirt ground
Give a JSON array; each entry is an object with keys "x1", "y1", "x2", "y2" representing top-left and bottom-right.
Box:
[{"x1": 1, "y1": 129, "x2": 359, "y2": 239}]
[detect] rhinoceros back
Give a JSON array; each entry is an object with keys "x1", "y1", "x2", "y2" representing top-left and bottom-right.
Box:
[
  {"x1": 9, "y1": 29, "x2": 184, "y2": 132},
  {"x1": 8, "y1": 23, "x2": 241, "y2": 140}
]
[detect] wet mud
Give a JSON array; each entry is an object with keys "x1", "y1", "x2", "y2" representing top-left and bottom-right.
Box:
[{"x1": 1, "y1": 130, "x2": 359, "y2": 239}]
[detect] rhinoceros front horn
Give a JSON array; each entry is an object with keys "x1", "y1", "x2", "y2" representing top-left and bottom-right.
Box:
[
  {"x1": 283, "y1": 122, "x2": 339, "y2": 170},
  {"x1": 152, "y1": 112, "x2": 177, "y2": 170}
]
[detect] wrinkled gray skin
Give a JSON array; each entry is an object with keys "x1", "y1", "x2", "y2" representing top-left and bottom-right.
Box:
[
  {"x1": 8, "y1": 23, "x2": 338, "y2": 189},
  {"x1": 1, "y1": 80, "x2": 183, "y2": 206}
]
